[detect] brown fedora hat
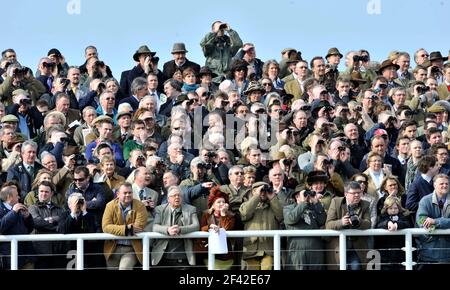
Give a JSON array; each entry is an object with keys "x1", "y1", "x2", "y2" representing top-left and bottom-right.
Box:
[
  {"x1": 133, "y1": 45, "x2": 156, "y2": 61},
  {"x1": 377, "y1": 59, "x2": 400, "y2": 74}
]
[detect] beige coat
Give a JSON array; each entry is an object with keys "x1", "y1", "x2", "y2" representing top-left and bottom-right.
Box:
[{"x1": 102, "y1": 198, "x2": 148, "y2": 264}]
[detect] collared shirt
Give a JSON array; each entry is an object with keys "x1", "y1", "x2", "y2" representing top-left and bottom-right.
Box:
[
  {"x1": 421, "y1": 173, "x2": 432, "y2": 184},
  {"x1": 118, "y1": 202, "x2": 132, "y2": 246},
  {"x1": 23, "y1": 162, "x2": 34, "y2": 175},
  {"x1": 3, "y1": 202, "x2": 12, "y2": 211}
]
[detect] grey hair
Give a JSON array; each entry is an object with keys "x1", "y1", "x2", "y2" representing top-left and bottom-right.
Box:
[
  {"x1": 21, "y1": 140, "x2": 38, "y2": 154},
  {"x1": 167, "y1": 185, "x2": 182, "y2": 197},
  {"x1": 0, "y1": 186, "x2": 16, "y2": 202},
  {"x1": 131, "y1": 77, "x2": 148, "y2": 95},
  {"x1": 344, "y1": 181, "x2": 361, "y2": 193},
  {"x1": 40, "y1": 151, "x2": 56, "y2": 162},
  {"x1": 228, "y1": 165, "x2": 243, "y2": 177}
]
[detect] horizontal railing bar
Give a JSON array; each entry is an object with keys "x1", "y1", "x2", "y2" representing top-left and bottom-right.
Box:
[{"x1": 1, "y1": 228, "x2": 450, "y2": 242}]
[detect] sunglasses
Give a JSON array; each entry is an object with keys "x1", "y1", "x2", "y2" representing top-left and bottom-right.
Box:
[
  {"x1": 233, "y1": 171, "x2": 244, "y2": 175},
  {"x1": 255, "y1": 109, "x2": 266, "y2": 114},
  {"x1": 73, "y1": 177, "x2": 86, "y2": 182},
  {"x1": 105, "y1": 97, "x2": 115, "y2": 101},
  {"x1": 262, "y1": 83, "x2": 272, "y2": 86},
  {"x1": 201, "y1": 92, "x2": 211, "y2": 97},
  {"x1": 420, "y1": 54, "x2": 429, "y2": 58}
]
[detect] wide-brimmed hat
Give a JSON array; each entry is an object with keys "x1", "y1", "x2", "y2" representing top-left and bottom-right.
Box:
[
  {"x1": 429, "y1": 51, "x2": 447, "y2": 62},
  {"x1": 133, "y1": 45, "x2": 156, "y2": 61},
  {"x1": 6, "y1": 134, "x2": 25, "y2": 150},
  {"x1": 377, "y1": 59, "x2": 400, "y2": 74},
  {"x1": 428, "y1": 104, "x2": 446, "y2": 113},
  {"x1": 326, "y1": 47, "x2": 343, "y2": 59},
  {"x1": 350, "y1": 71, "x2": 367, "y2": 84},
  {"x1": 252, "y1": 181, "x2": 269, "y2": 190},
  {"x1": 207, "y1": 186, "x2": 229, "y2": 209},
  {"x1": 306, "y1": 170, "x2": 329, "y2": 185},
  {"x1": 171, "y1": 43, "x2": 188, "y2": 54},
  {"x1": 244, "y1": 81, "x2": 264, "y2": 95},
  {"x1": 286, "y1": 53, "x2": 302, "y2": 64},
  {"x1": 198, "y1": 66, "x2": 218, "y2": 78}
]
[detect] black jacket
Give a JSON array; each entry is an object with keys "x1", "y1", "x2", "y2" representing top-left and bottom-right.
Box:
[
  {"x1": 162, "y1": 59, "x2": 200, "y2": 80},
  {"x1": 7, "y1": 162, "x2": 43, "y2": 200}
]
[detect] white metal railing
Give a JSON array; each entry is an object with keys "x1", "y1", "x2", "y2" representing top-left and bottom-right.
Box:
[{"x1": 1, "y1": 228, "x2": 450, "y2": 270}]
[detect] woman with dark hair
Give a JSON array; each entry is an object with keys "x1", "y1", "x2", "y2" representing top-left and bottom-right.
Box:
[
  {"x1": 228, "y1": 59, "x2": 249, "y2": 98},
  {"x1": 195, "y1": 186, "x2": 235, "y2": 270}
]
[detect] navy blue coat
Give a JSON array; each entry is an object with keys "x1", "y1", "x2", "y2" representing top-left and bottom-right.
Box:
[
  {"x1": 0, "y1": 202, "x2": 35, "y2": 269},
  {"x1": 66, "y1": 182, "x2": 106, "y2": 232},
  {"x1": 7, "y1": 162, "x2": 43, "y2": 200},
  {"x1": 406, "y1": 173, "x2": 434, "y2": 212},
  {"x1": 118, "y1": 96, "x2": 140, "y2": 112}
]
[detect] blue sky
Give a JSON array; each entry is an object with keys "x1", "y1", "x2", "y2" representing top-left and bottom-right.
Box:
[{"x1": 4, "y1": 0, "x2": 449, "y2": 78}]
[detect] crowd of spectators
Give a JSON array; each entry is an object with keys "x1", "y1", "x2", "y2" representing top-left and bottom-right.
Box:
[{"x1": 1, "y1": 20, "x2": 450, "y2": 270}]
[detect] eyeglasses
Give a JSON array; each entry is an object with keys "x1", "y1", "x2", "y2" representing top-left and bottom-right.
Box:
[
  {"x1": 355, "y1": 180, "x2": 367, "y2": 184},
  {"x1": 73, "y1": 177, "x2": 86, "y2": 182},
  {"x1": 233, "y1": 171, "x2": 244, "y2": 175},
  {"x1": 144, "y1": 117, "x2": 154, "y2": 122},
  {"x1": 262, "y1": 83, "x2": 272, "y2": 86},
  {"x1": 255, "y1": 109, "x2": 266, "y2": 114},
  {"x1": 420, "y1": 54, "x2": 429, "y2": 58},
  {"x1": 105, "y1": 97, "x2": 115, "y2": 101},
  {"x1": 201, "y1": 92, "x2": 211, "y2": 97},
  {"x1": 298, "y1": 66, "x2": 308, "y2": 69}
]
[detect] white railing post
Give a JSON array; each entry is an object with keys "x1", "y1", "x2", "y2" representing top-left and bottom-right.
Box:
[
  {"x1": 207, "y1": 245, "x2": 215, "y2": 270},
  {"x1": 339, "y1": 233, "x2": 346, "y2": 270},
  {"x1": 404, "y1": 232, "x2": 413, "y2": 270},
  {"x1": 76, "y1": 238, "x2": 84, "y2": 270},
  {"x1": 10, "y1": 239, "x2": 18, "y2": 270},
  {"x1": 143, "y1": 235, "x2": 150, "y2": 270},
  {"x1": 274, "y1": 234, "x2": 281, "y2": 270}
]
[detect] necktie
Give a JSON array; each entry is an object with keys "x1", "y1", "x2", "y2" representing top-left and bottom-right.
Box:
[
  {"x1": 72, "y1": 86, "x2": 78, "y2": 96},
  {"x1": 139, "y1": 189, "x2": 145, "y2": 201},
  {"x1": 439, "y1": 200, "x2": 444, "y2": 210},
  {"x1": 122, "y1": 133, "x2": 127, "y2": 142},
  {"x1": 47, "y1": 76, "x2": 53, "y2": 91},
  {"x1": 28, "y1": 165, "x2": 34, "y2": 177}
]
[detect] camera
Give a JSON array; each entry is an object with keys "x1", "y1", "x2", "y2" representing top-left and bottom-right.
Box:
[
  {"x1": 338, "y1": 146, "x2": 346, "y2": 151},
  {"x1": 317, "y1": 139, "x2": 325, "y2": 145},
  {"x1": 73, "y1": 153, "x2": 87, "y2": 166},
  {"x1": 77, "y1": 197, "x2": 85, "y2": 206},
  {"x1": 282, "y1": 159, "x2": 292, "y2": 166},
  {"x1": 347, "y1": 204, "x2": 360, "y2": 227},
  {"x1": 219, "y1": 23, "x2": 228, "y2": 30},
  {"x1": 300, "y1": 105, "x2": 311, "y2": 111},
  {"x1": 206, "y1": 151, "x2": 217, "y2": 158},
  {"x1": 221, "y1": 100, "x2": 229, "y2": 107},
  {"x1": 97, "y1": 82, "x2": 106, "y2": 94},
  {"x1": 261, "y1": 184, "x2": 273, "y2": 193},
  {"x1": 95, "y1": 60, "x2": 105, "y2": 67},
  {"x1": 19, "y1": 98, "x2": 31, "y2": 105},
  {"x1": 431, "y1": 66, "x2": 441, "y2": 74},
  {"x1": 416, "y1": 85, "x2": 430, "y2": 95},
  {"x1": 60, "y1": 78, "x2": 70, "y2": 88},
  {"x1": 303, "y1": 190, "x2": 316, "y2": 197},
  {"x1": 324, "y1": 105, "x2": 333, "y2": 113},
  {"x1": 186, "y1": 99, "x2": 194, "y2": 106},
  {"x1": 354, "y1": 106, "x2": 363, "y2": 112},
  {"x1": 322, "y1": 159, "x2": 332, "y2": 166}
]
